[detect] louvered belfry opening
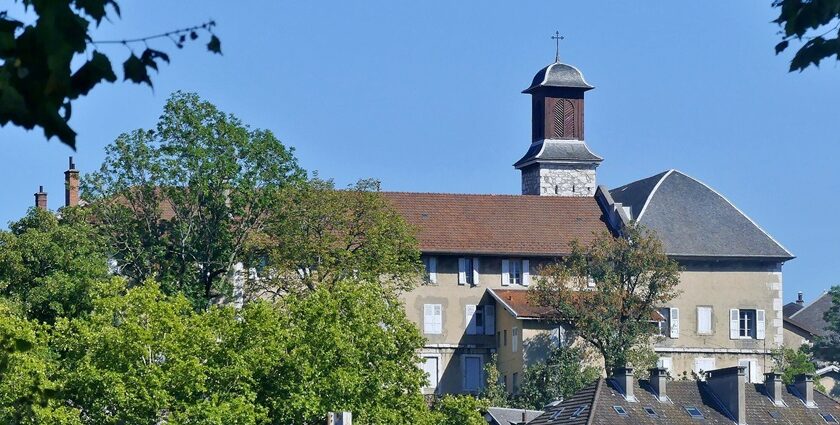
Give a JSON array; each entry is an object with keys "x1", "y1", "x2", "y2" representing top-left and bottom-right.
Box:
[{"x1": 552, "y1": 98, "x2": 576, "y2": 139}]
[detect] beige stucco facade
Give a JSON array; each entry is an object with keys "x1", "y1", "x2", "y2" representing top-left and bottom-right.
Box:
[{"x1": 402, "y1": 254, "x2": 788, "y2": 395}]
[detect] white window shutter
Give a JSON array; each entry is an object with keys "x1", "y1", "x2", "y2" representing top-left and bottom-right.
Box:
[
  {"x1": 697, "y1": 307, "x2": 712, "y2": 334},
  {"x1": 756, "y1": 309, "x2": 766, "y2": 340},
  {"x1": 484, "y1": 305, "x2": 495, "y2": 335},
  {"x1": 423, "y1": 304, "x2": 433, "y2": 334},
  {"x1": 458, "y1": 258, "x2": 466, "y2": 285},
  {"x1": 424, "y1": 304, "x2": 442, "y2": 334},
  {"x1": 730, "y1": 309, "x2": 740, "y2": 339},
  {"x1": 428, "y1": 257, "x2": 437, "y2": 283},
  {"x1": 750, "y1": 359, "x2": 759, "y2": 383},
  {"x1": 522, "y1": 260, "x2": 530, "y2": 286},
  {"x1": 669, "y1": 307, "x2": 680, "y2": 338},
  {"x1": 465, "y1": 304, "x2": 477, "y2": 335},
  {"x1": 472, "y1": 257, "x2": 480, "y2": 285},
  {"x1": 657, "y1": 357, "x2": 673, "y2": 373},
  {"x1": 501, "y1": 259, "x2": 510, "y2": 286}
]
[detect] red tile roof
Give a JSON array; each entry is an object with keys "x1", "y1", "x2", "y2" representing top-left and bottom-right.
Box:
[
  {"x1": 490, "y1": 289, "x2": 668, "y2": 322},
  {"x1": 381, "y1": 192, "x2": 608, "y2": 256}
]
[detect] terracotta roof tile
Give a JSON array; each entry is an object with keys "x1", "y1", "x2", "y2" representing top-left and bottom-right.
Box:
[{"x1": 381, "y1": 192, "x2": 608, "y2": 256}]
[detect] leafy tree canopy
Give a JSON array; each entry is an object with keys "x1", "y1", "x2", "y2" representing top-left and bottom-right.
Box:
[
  {"x1": 514, "y1": 345, "x2": 600, "y2": 411},
  {"x1": 429, "y1": 395, "x2": 487, "y2": 425},
  {"x1": 0, "y1": 207, "x2": 120, "y2": 323},
  {"x1": 248, "y1": 177, "x2": 422, "y2": 298},
  {"x1": 532, "y1": 225, "x2": 681, "y2": 374},
  {"x1": 0, "y1": 0, "x2": 221, "y2": 149},
  {"x1": 773, "y1": 0, "x2": 840, "y2": 71},
  {"x1": 84, "y1": 91, "x2": 305, "y2": 308},
  {"x1": 771, "y1": 346, "x2": 826, "y2": 392}
]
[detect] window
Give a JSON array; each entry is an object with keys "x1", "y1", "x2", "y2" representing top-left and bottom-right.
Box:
[
  {"x1": 643, "y1": 407, "x2": 658, "y2": 418},
  {"x1": 730, "y1": 308, "x2": 765, "y2": 340},
  {"x1": 503, "y1": 329, "x2": 507, "y2": 346},
  {"x1": 502, "y1": 375, "x2": 507, "y2": 391},
  {"x1": 512, "y1": 372, "x2": 519, "y2": 393},
  {"x1": 694, "y1": 358, "x2": 715, "y2": 377},
  {"x1": 697, "y1": 306, "x2": 712, "y2": 334},
  {"x1": 739, "y1": 309, "x2": 756, "y2": 338},
  {"x1": 420, "y1": 355, "x2": 439, "y2": 390},
  {"x1": 423, "y1": 304, "x2": 442, "y2": 334},
  {"x1": 571, "y1": 405, "x2": 587, "y2": 417},
  {"x1": 657, "y1": 357, "x2": 673, "y2": 374},
  {"x1": 658, "y1": 307, "x2": 679, "y2": 338},
  {"x1": 462, "y1": 355, "x2": 482, "y2": 392},
  {"x1": 512, "y1": 327, "x2": 520, "y2": 353},
  {"x1": 739, "y1": 359, "x2": 758, "y2": 383},
  {"x1": 821, "y1": 413, "x2": 839, "y2": 423},
  {"x1": 496, "y1": 331, "x2": 501, "y2": 347},
  {"x1": 509, "y1": 260, "x2": 521, "y2": 285},
  {"x1": 550, "y1": 408, "x2": 565, "y2": 420},
  {"x1": 685, "y1": 406, "x2": 704, "y2": 419},
  {"x1": 422, "y1": 256, "x2": 437, "y2": 283},
  {"x1": 458, "y1": 257, "x2": 479, "y2": 285},
  {"x1": 465, "y1": 305, "x2": 484, "y2": 335},
  {"x1": 613, "y1": 406, "x2": 629, "y2": 416}
]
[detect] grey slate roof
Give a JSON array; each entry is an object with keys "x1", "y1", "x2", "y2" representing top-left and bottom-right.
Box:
[
  {"x1": 529, "y1": 377, "x2": 840, "y2": 425},
  {"x1": 784, "y1": 301, "x2": 805, "y2": 319},
  {"x1": 485, "y1": 407, "x2": 544, "y2": 425},
  {"x1": 609, "y1": 170, "x2": 793, "y2": 260},
  {"x1": 787, "y1": 292, "x2": 834, "y2": 337},
  {"x1": 523, "y1": 62, "x2": 594, "y2": 93},
  {"x1": 513, "y1": 139, "x2": 603, "y2": 169}
]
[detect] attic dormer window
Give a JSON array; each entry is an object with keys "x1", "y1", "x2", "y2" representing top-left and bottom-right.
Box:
[{"x1": 553, "y1": 99, "x2": 575, "y2": 139}]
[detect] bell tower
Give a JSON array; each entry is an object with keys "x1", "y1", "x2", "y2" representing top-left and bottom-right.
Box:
[{"x1": 514, "y1": 61, "x2": 602, "y2": 196}]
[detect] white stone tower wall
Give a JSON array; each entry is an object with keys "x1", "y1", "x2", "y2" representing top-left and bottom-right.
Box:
[{"x1": 521, "y1": 163, "x2": 597, "y2": 196}]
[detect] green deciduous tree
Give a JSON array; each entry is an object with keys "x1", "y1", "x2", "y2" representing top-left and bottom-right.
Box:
[
  {"x1": 480, "y1": 353, "x2": 510, "y2": 408},
  {"x1": 532, "y1": 225, "x2": 680, "y2": 374},
  {"x1": 53, "y1": 282, "x2": 271, "y2": 425},
  {"x1": 84, "y1": 91, "x2": 305, "y2": 308},
  {"x1": 514, "y1": 345, "x2": 600, "y2": 411},
  {"x1": 0, "y1": 207, "x2": 120, "y2": 323},
  {"x1": 811, "y1": 285, "x2": 840, "y2": 362},
  {"x1": 248, "y1": 177, "x2": 422, "y2": 298},
  {"x1": 0, "y1": 301, "x2": 81, "y2": 424},
  {"x1": 262, "y1": 279, "x2": 430, "y2": 424},
  {"x1": 771, "y1": 346, "x2": 826, "y2": 392},
  {"x1": 0, "y1": 0, "x2": 221, "y2": 149},
  {"x1": 429, "y1": 395, "x2": 487, "y2": 425},
  {"x1": 773, "y1": 0, "x2": 840, "y2": 71}
]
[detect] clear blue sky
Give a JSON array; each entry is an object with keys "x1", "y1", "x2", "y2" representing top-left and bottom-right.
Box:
[{"x1": 2, "y1": 1, "x2": 837, "y2": 302}]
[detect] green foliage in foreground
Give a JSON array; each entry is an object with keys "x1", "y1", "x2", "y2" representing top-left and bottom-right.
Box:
[
  {"x1": 771, "y1": 346, "x2": 826, "y2": 393},
  {"x1": 811, "y1": 285, "x2": 840, "y2": 362}
]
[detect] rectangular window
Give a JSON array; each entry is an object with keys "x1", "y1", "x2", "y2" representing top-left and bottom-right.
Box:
[
  {"x1": 657, "y1": 308, "x2": 670, "y2": 336},
  {"x1": 512, "y1": 372, "x2": 519, "y2": 393},
  {"x1": 697, "y1": 306, "x2": 713, "y2": 335},
  {"x1": 739, "y1": 359, "x2": 758, "y2": 383},
  {"x1": 463, "y1": 355, "x2": 482, "y2": 392},
  {"x1": 503, "y1": 329, "x2": 507, "y2": 346},
  {"x1": 694, "y1": 357, "x2": 716, "y2": 378},
  {"x1": 420, "y1": 355, "x2": 439, "y2": 390},
  {"x1": 423, "y1": 304, "x2": 442, "y2": 335},
  {"x1": 739, "y1": 309, "x2": 756, "y2": 338},
  {"x1": 496, "y1": 331, "x2": 501, "y2": 347},
  {"x1": 422, "y1": 256, "x2": 437, "y2": 283},
  {"x1": 509, "y1": 260, "x2": 522, "y2": 285},
  {"x1": 459, "y1": 257, "x2": 478, "y2": 285},
  {"x1": 512, "y1": 327, "x2": 520, "y2": 353}
]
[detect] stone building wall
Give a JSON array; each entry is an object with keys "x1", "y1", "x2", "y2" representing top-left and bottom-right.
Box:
[{"x1": 521, "y1": 163, "x2": 597, "y2": 196}]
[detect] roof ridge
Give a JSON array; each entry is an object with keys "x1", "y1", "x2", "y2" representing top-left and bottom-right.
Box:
[
  {"x1": 380, "y1": 191, "x2": 596, "y2": 199},
  {"x1": 635, "y1": 169, "x2": 675, "y2": 221},
  {"x1": 790, "y1": 291, "x2": 832, "y2": 319}
]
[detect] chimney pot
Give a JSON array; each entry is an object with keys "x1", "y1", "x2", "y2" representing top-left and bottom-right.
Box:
[
  {"x1": 797, "y1": 291, "x2": 804, "y2": 305},
  {"x1": 612, "y1": 367, "x2": 636, "y2": 402},
  {"x1": 794, "y1": 374, "x2": 815, "y2": 407},
  {"x1": 764, "y1": 372, "x2": 785, "y2": 406},
  {"x1": 648, "y1": 367, "x2": 668, "y2": 402},
  {"x1": 706, "y1": 366, "x2": 746, "y2": 424}
]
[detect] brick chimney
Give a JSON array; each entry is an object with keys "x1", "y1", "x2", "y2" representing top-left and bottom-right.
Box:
[
  {"x1": 794, "y1": 374, "x2": 816, "y2": 407},
  {"x1": 65, "y1": 156, "x2": 79, "y2": 207},
  {"x1": 649, "y1": 367, "x2": 668, "y2": 402},
  {"x1": 764, "y1": 372, "x2": 785, "y2": 406},
  {"x1": 34, "y1": 186, "x2": 47, "y2": 210},
  {"x1": 706, "y1": 366, "x2": 746, "y2": 425},
  {"x1": 612, "y1": 367, "x2": 637, "y2": 402}
]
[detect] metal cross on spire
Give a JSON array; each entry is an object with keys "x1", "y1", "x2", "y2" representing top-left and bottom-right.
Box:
[{"x1": 551, "y1": 31, "x2": 564, "y2": 62}]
